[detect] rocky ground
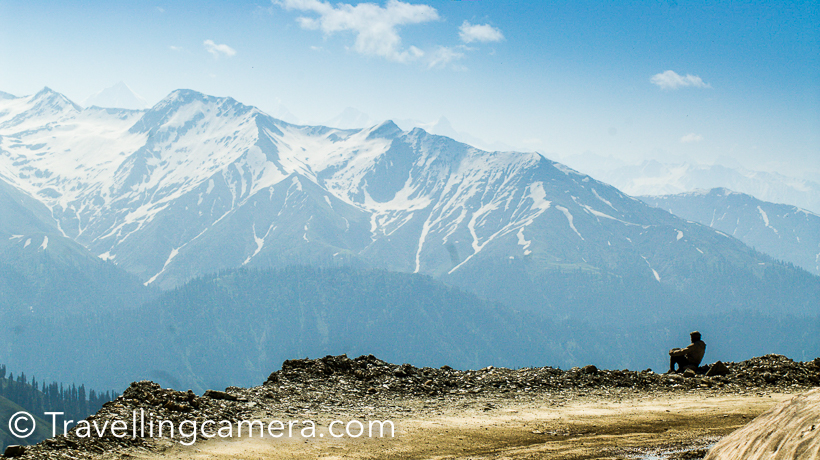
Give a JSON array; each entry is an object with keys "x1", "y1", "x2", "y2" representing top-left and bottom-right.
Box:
[{"x1": 6, "y1": 354, "x2": 819, "y2": 459}]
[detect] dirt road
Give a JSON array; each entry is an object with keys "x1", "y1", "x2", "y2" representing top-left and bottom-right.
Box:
[{"x1": 131, "y1": 392, "x2": 791, "y2": 460}]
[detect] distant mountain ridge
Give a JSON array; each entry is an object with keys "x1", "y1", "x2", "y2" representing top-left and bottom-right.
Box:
[
  {"x1": 560, "y1": 155, "x2": 820, "y2": 215},
  {"x1": 322, "y1": 107, "x2": 379, "y2": 129},
  {"x1": 83, "y1": 82, "x2": 148, "y2": 111},
  {"x1": 641, "y1": 188, "x2": 820, "y2": 276}
]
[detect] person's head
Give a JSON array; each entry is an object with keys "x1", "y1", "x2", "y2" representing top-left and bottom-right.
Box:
[{"x1": 690, "y1": 331, "x2": 702, "y2": 343}]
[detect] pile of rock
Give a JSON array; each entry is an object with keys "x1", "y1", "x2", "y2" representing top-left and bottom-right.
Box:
[
  {"x1": 726, "y1": 354, "x2": 819, "y2": 388},
  {"x1": 264, "y1": 353, "x2": 819, "y2": 397}
]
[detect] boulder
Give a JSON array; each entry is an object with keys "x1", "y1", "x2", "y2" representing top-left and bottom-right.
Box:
[
  {"x1": 704, "y1": 388, "x2": 820, "y2": 460},
  {"x1": 3, "y1": 445, "x2": 26, "y2": 458},
  {"x1": 705, "y1": 361, "x2": 730, "y2": 377},
  {"x1": 582, "y1": 365, "x2": 598, "y2": 374},
  {"x1": 203, "y1": 389, "x2": 238, "y2": 401}
]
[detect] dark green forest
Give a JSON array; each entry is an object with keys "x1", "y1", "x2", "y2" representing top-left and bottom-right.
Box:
[{"x1": 0, "y1": 364, "x2": 116, "y2": 450}]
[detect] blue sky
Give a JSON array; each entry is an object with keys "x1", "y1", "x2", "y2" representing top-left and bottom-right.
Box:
[{"x1": 1, "y1": 0, "x2": 817, "y2": 176}]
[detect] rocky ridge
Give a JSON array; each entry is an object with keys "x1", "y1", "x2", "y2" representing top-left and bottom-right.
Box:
[{"x1": 8, "y1": 354, "x2": 819, "y2": 459}]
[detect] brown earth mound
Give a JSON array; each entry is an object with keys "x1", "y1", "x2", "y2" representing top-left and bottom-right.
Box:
[{"x1": 704, "y1": 388, "x2": 820, "y2": 460}]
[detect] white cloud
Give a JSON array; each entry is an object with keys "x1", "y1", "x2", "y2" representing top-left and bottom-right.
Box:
[
  {"x1": 459, "y1": 21, "x2": 504, "y2": 43},
  {"x1": 169, "y1": 45, "x2": 183, "y2": 52},
  {"x1": 680, "y1": 133, "x2": 704, "y2": 143},
  {"x1": 651, "y1": 70, "x2": 711, "y2": 90},
  {"x1": 203, "y1": 40, "x2": 236, "y2": 58},
  {"x1": 277, "y1": 0, "x2": 438, "y2": 62},
  {"x1": 428, "y1": 46, "x2": 465, "y2": 69}
]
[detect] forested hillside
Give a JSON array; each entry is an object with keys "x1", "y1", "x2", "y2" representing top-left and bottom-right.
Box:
[{"x1": 2, "y1": 267, "x2": 817, "y2": 393}]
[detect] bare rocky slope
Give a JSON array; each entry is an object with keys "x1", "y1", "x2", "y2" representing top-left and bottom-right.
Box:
[{"x1": 7, "y1": 354, "x2": 819, "y2": 459}]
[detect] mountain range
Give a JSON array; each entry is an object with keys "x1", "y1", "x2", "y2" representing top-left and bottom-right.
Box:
[
  {"x1": 0, "y1": 88, "x2": 793, "y2": 293},
  {"x1": 1, "y1": 87, "x2": 818, "y2": 390}
]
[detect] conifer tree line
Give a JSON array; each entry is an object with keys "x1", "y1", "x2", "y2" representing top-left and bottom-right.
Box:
[{"x1": 0, "y1": 364, "x2": 117, "y2": 423}]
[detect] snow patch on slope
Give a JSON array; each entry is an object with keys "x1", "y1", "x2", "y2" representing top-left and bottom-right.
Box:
[
  {"x1": 145, "y1": 248, "x2": 179, "y2": 285},
  {"x1": 591, "y1": 188, "x2": 617, "y2": 211},
  {"x1": 468, "y1": 202, "x2": 500, "y2": 253},
  {"x1": 243, "y1": 223, "x2": 276, "y2": 266},
  {"x1": 757, "y1": 205, "x2": 779, "y2": 234},
  {"x1": 641, "y1": 255, "x2": 661, "y2": 282},
  {"x1": 555, "y1": 205, "x2": 583, "y2": 240},
  {"x1": 517, "y1": 227, "x2": 532, "y2": 255}
]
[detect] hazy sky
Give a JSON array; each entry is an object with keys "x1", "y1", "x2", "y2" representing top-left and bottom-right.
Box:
[{"x1": 1, "y1": 0, "x2": 818, "y2": 176}]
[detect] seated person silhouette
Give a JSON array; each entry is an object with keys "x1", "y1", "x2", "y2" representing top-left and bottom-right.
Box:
[{"x1": 669, "y1": 331, "x2": 706, "y2": 373}]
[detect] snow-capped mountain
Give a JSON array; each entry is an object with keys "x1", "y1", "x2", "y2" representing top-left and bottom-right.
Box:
[
  {"x1": 83, "y1": 81, "x2": 149, "y2": 111},
  {"x1": 560, "y1": 155, "x2": 820, "y2": 215},
  {"x1": 641, "y1": 188, "x2": 820, "y2": 276},
  {"x1": 0, "y1": 87, "x2": 815, "y2": 320}
]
